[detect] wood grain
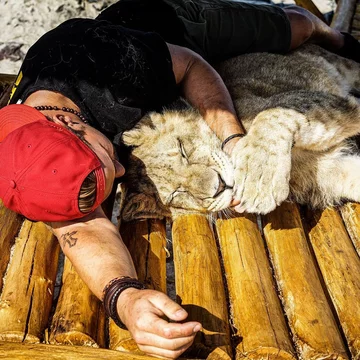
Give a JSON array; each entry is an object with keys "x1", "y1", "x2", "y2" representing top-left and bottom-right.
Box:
[
  {"x1": 50, "y1": 256, "x2": 105, "y2": 347},
  {"x1": 0, "y1": 202, "x2": 23, "y2": 293},
  {"x1": 172, "y1": 214, "x2": 232, "y2": 359},
  {"x1": 0, "y1": 220, "x2": 59, "y2": 343},
  {"x1": 305, "y1": 207, "x2": 360, "y2": 358},
  {"x1": 217, "y1": 213, "x2": 295, "y2": 360},
  {"x1": 263, "y1": 203, "x2": 348, "y2": 359},
  {"x1": 109, "y1": 219, "x2": 167, "y2": 352}
]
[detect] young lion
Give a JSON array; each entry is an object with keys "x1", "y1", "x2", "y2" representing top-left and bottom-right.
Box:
[{"x1": 121, "y1": 44, "x2": 360, "y2": 220}]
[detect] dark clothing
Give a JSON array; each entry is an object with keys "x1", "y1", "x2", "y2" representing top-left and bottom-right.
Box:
[
  {"x1": 96, "y1": 0, "x2": 186, "y2": 46},
  {"x1": 9, "y1": 18, "x2": 177, "y2": 139},
  {"x1": 97, "y1": 0, "x2": 291, "y2": 62},
  {"x1": 10, "y1": 0, "x2": 292, "y2": 140}
]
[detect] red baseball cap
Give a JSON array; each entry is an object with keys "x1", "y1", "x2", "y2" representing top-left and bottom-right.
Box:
[{"x1": 0, "y1": 104, "x2": 105, "y2": 222}]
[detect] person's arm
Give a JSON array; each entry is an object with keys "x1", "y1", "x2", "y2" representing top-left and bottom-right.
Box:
[
  {"x1": 49, "y1": 207, "x2": 201, "y2": 359},
  {"x1": 167, "y1": 43, "x2": 245, "y2": 153}
]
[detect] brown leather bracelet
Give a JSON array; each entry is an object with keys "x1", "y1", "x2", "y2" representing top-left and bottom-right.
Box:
[{"x1": 102, "y1": 276, "x2": 146, "y2": 329}]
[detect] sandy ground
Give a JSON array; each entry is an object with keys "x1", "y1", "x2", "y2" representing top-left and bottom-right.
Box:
[
  {"x1": 0, "y1": 0, "x2": 335, "y2": 75},
  {"x1": 0, "y1": 0, "x2": 119, "y2": 74}
]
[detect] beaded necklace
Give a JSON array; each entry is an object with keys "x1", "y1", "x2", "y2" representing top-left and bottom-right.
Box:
[{"x1": 33, "y1": 105, "x2": 88, "y2": 123}]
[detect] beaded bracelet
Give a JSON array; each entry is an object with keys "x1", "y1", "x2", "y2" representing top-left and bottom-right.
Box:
[
  {"x1": 221, "y1": 133, "x2": 245, "y2": 150},
  {"x1": 102, "y1": 276, "x2": 146, "y2": 329}
]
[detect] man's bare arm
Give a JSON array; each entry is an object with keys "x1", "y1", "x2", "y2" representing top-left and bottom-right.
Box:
[
  {"x1": 49, "y1": 207, "x2": 137, "y2": 297},
  {"x1": 48, "y1": 207, "x2": 201, "y2": 359},
  {"x1": 167, "y1": 43, "x2": 245, "y2": 153}
]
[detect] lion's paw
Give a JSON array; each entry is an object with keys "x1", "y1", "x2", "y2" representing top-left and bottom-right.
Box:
[{"x1": 232, "y1": 136, "x2": 291, "y2": 214}]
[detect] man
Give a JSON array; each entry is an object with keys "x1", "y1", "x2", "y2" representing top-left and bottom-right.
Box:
[{"x1": 1, "y1": 1, "x2": 359, "y2": 358}]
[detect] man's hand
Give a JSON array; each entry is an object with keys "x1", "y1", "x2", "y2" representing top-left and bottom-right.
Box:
[{"x1": 117, "y1": 288, "x2": 202, "y2": 359}]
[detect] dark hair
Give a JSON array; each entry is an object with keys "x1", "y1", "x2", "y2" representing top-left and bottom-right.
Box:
[
  {"x1": 45, "y1": 116, "x2": 97, "y2": 213},
  {"x1": 78, "y1": 171, "x2": 97, "y2": 213}
]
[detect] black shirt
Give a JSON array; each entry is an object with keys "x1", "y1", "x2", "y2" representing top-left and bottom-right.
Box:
[
  {"x1": 10, "y1": 18, "x2": 178, "y2": 139},
  {"x1": 96, "y1": 0, "x2": 185, "y2": 46}
]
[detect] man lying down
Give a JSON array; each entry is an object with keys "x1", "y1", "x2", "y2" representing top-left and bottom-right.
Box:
[{"x1": 1, "y1": 0, "x2": 360, "y2": 357}]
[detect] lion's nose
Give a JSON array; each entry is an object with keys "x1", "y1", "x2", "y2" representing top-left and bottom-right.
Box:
[{"x1": 214, "y1": 173, "x2": 232, "y2": 197}]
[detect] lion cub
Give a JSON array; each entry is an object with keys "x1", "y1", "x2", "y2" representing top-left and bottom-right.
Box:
[{"x1": 121, "y1": 44, "x2": 360, "y2": 220}]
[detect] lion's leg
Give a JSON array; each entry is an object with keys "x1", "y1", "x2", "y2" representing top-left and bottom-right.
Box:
[
  {"x1": 262, "y1": 91, "x2": 360, "y2": 152},
  {"x1": 290, "y1": 148, "x2": 360, "y2": 208},
  {"x1": 314, "y1": 154, "x2": 360, "y2": 206},
  {"x1": 232, "y1": 92, "x2": 360, "y2": 214}
]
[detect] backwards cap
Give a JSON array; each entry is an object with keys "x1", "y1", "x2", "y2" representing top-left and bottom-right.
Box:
[{"x1": 0, "y1": 104, "x2": 105, "y2": 221}]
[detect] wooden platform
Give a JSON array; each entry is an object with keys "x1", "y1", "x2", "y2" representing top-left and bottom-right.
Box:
[{"x1": 1, "y1": 1, "x2": 360, "y2": 359}]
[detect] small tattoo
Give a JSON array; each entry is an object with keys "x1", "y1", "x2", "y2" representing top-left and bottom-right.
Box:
[{"x1": 60, "y1": 231, "x2": 78, "y2": 248}]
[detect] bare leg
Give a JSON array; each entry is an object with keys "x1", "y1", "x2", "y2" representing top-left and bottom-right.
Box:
[
  {"x1": 284, "y1": 6, "x2": 345, "y2": 51},
  {"x1": 284, "y1": 6, "x2": 360, "y2": 62}
]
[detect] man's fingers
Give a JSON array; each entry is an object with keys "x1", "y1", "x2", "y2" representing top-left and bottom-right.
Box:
[
  {"x1": 148, "y1": 291, "x2": 189, "y2": 321},
  {"x1": 160, "y1": 318, "x2": 201, "y2": 339},
  {"x1": 138, "y1": 342, "x2": 193, "y2": 360},
  {"x1": 138, "y1": 313, "x2": 201, "y2": 339},
  {"x1": 133, "y1": 331, "x2": 196, "y2": 351},
  {"x1": 230, "y1": 198, "x2": 241, "y2": 206}
]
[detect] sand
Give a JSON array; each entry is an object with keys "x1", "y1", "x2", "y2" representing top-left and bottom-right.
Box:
[{"x1": 0, "y1": 0, "x2": 118, "y2": 74}]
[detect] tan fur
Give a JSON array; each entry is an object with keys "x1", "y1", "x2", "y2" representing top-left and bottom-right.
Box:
[
  {"x1": 121, "y1": 44, "x2": 360, "y2": 220},
  {"x1": 121, "y1": 108, "x2": 234, "y2": 220}
]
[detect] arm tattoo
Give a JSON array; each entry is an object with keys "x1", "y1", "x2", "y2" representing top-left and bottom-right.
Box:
[{"x1": 60, "y1": 231, "x2": 78, "y2": 248}]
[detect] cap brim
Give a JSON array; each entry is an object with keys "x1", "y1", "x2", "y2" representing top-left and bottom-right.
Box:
[{"x1": 0, "y1": 104, "x2": 47, "y2": 142}]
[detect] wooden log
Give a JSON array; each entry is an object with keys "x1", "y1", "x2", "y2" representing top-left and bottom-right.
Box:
[
  {"x1": 304, "y1": 207, "x2": 360, "y2": 359},
  {"x1": 352, "y1": 18, "x2": 360, "y2": 32},
  {"x1": 50, "y1": 256, "x2": 105, "y2": 347},
  {"x1": 352, "y1": 11, "x2": 360, "y2": 29},
  {"x1": 0, "y1": 74, "x2": 15, "y2": 108},
  {"x1": 121, "y1": 219, "x2": 167, "y2": 291},
  {"x1": 0, "y1": 220, "x2": 59, "y2": 343},
  {"x1": 351, "y1": 30, "x2": 360, "y2": 40},
  {"x1": 0, "y1": 202, "x2": 23, "y2": 294},
  {"x1": 109, "y1": 219, "x2": 167, "y2": 352},
  {"x1": 331, "y1": 0, "x2": 357, "y2": 32},
  {"x1": 216, "y1": 214, "x2": 295, "y2": 360},
  {"x1": 206, "y1": 347, "x2": 231, "y2": 360},
  {"x1": 339, "y1": 202, "x2": 360, "y2": 256},
  {"x1": 0, "y1": 341, "x2": 179, "y2": 360},
  {"x1": 96, "y1": 304, "x2": 106, "y2": 349},
  {"x1": 263, "y1": 203, "x2": 348, "y2": 359},
  {"x1": 172, "y1": 215, "x2": 232, "y2": 359},
  {"x1": 294, "y1": 0, "x2": 327, "y2": 23}
]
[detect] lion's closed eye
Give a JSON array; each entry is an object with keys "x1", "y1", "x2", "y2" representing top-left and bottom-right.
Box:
[
  {"x1": 123, "y1": 105, "x2": 235, "y2": 216},
  {"x1": 178, "y1": 138, "x2": 188, "y2": 161}
]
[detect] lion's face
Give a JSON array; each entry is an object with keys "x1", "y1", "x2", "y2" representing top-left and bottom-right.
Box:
[{"x1": 121, "y1": 106, "x2": 234, "y2": 219}]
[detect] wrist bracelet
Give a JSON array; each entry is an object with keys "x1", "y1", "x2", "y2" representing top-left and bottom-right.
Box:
[
  {"x1": 221, "y1": 133, "x2": 245, "y2": 150},
  {"x1": 102, "y1": 276, "x2": 146, "y2": 329}
]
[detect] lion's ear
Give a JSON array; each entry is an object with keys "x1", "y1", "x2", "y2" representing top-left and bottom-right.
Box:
[
  {"x1": 120, "y1": 192, "x2": 171, "y2": 222},
  {"x1": 122, "y1": 128, "x2": 146, "y2": 147},
  {"x1": 121, "y1": 114, "x2": 159, "y2": 147}
]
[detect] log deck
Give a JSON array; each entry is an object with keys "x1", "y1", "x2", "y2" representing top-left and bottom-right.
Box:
[{"x1": 1, "y1": 1, "x2": 360, "y2": 358}]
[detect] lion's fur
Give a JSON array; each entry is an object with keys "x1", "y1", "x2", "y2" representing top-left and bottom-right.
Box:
[
  {"x1": 120, "y1": 104, "x2": 234, "y2": 221},
  {"x1": 121, "y1": 44, "x2": 360, "y2": 220}
]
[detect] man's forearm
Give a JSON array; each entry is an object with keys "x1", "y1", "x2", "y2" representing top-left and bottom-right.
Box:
[
  {"x1": 48, "y1": 207, "x2": 201, "y2": 359},
  {"x1": 49, "y1": 207, "x2": 137, "y2": 300},
  {"x1": 182, "y1": 59, "x2": 245, "y2": 141},
  {"x1": 168, "y1": 43, "x2": 245, "y2": 145}
]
